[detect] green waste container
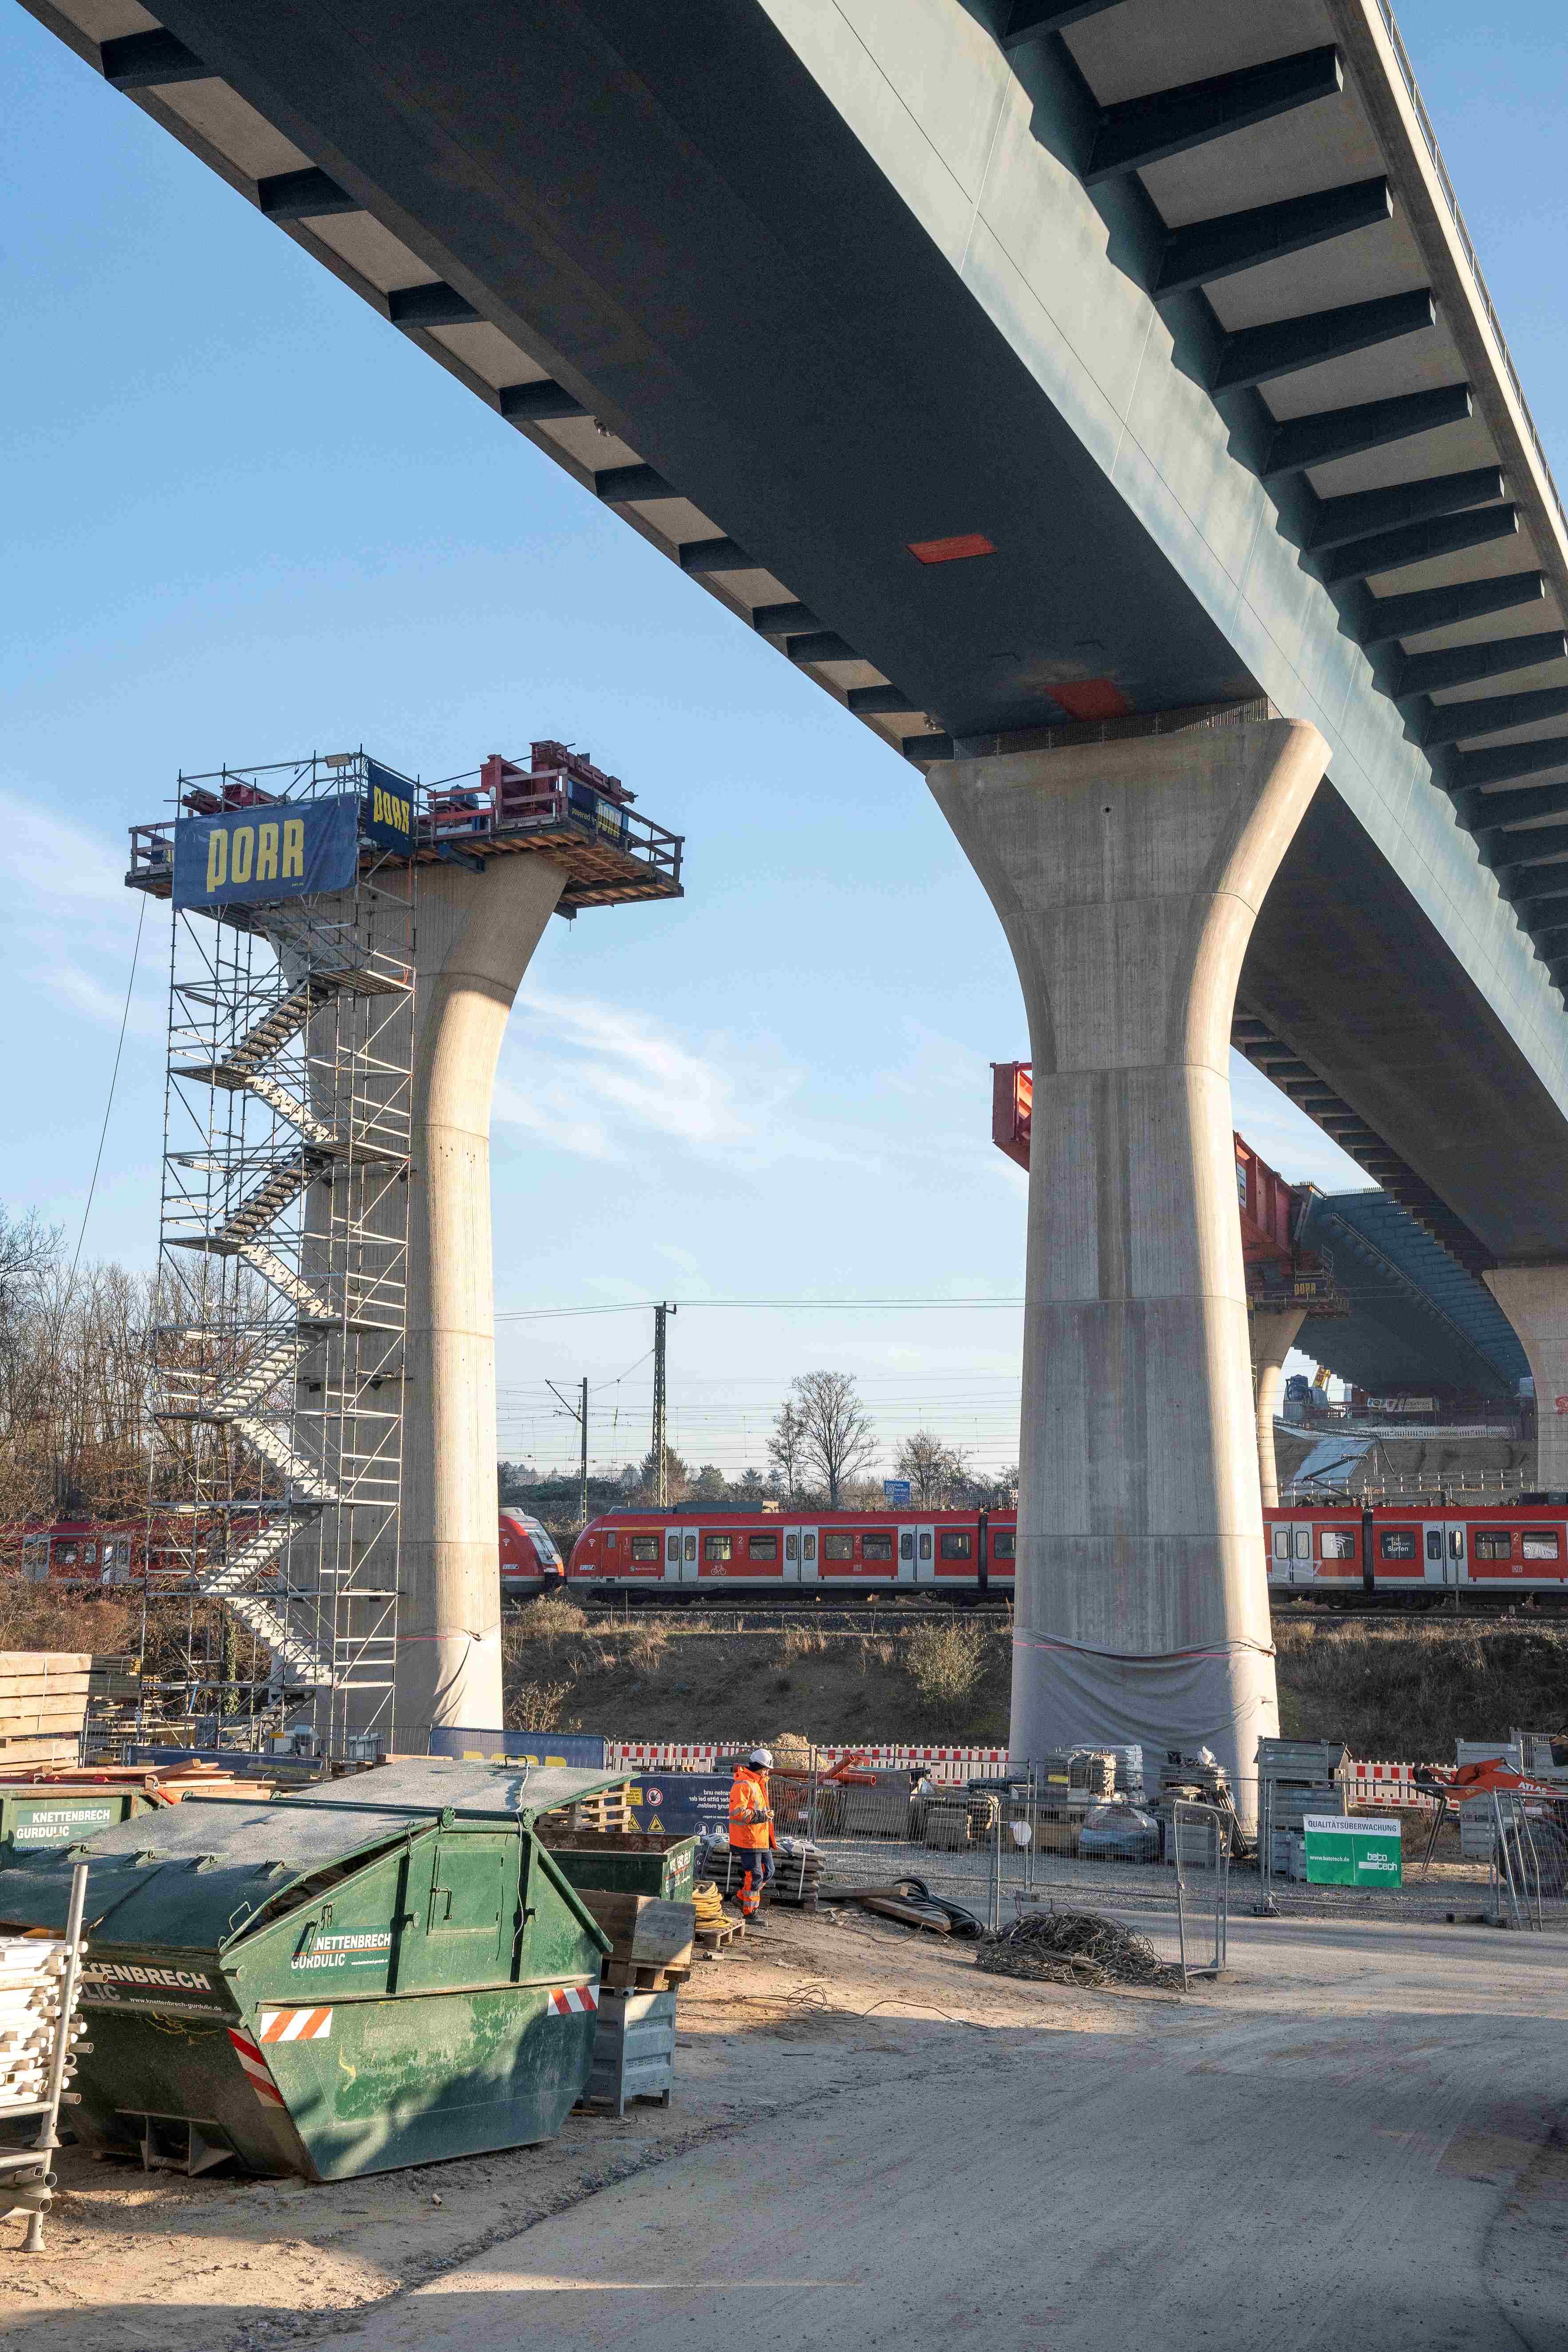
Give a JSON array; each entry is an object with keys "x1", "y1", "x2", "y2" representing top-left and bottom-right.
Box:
[
  {"x1": 539, "y1": 1829, "x2": 698, "y2": 1900},
  {"x1": 0, "y1": 1761, "x2": 632, "y2": 2182},
  {"x1": 0, "y1": 1785, "x2": 155, "y2": 1865}
]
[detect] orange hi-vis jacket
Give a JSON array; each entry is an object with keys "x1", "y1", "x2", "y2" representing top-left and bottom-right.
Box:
[{"x1": 728, "y1": 1767, "x2": 774, "y2": 1851}]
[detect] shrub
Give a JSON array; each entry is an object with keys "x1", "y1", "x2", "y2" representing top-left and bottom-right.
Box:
[
  {"x1": 906, "y1": 1618, "x2": 992, "y2": 1722},
  {"x1": 505, "y1": 1678, "x2": 573, "y2": 1731}
]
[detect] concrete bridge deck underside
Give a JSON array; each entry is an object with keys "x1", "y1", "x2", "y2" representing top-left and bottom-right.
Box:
[{"x1": 42, "y1": 0, "x2": 1568, "y2": 1263}]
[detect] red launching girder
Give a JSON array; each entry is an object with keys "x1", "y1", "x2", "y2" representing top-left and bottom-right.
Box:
[{"x1": 991, "y1": 1060, "x2": 1308, "y2": 1279}]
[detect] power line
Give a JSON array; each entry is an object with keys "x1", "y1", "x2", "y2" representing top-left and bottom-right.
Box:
[{"x1": 496, "y1": 1293, "x2": 1026, "y2": 1321}]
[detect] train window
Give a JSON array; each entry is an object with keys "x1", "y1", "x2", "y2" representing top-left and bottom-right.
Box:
[
  {"x1": 604, "y1": 1532, "x2": 618, "y2": 1551},
  {"x1": 1293, "y1": 1529, "x2": 1311, "y2": 1561},
  {"x1": 824, "y1": 1532, "x2": 855, "y2": 1561},
  {"x1": 803, "y1": 1534, "x2": 817, "y2": 1561},
  {"x1": 992, "y1": 1532, "x2": 1016, "y2": 1560},
  {"x1": 1272, "y1": 1528, "x2": 1291, "y2": 1560},
  {"x1": 1426, "y1": 1531, "x2": 1443, "y2": 1563},
  {"x1": 919, "y1": 1533, "x2": 932, "y2": 1561},
  {"x1": 939, "y1": 1533, "x2": 972, "y2": 1561},
  {"x1": 785, "y1": 1534, "x2": 798, "y2": 1562},
  {"x1": 683, "y1": 1534, "x2": 697, "y2": 1564},
  {"x1": 748, "y1": 1534, "x2": 778, "y2": 1561},
  {"x1": 705, "y1": 1535, "x2": 733, "y2": 1563},
  {"x1": 863, "y1": 1532, "x2": 893, "y2": 1562},
  {"x1": 1523, "y1": 1530, "x2": 1560, "y2": 1560},
  {"x1": 630, "y1": 1535, "x2": 659, "y2": 1562},
  {"x1": 84, "y1": 1543, "x2": 97, "y2": 1566},
  {"x1": 57, "y1": 1545, "x2": 77, "y2": 1567},
  {"x1": 1320, "y1": 1531, "x2": 1356, "y2": 1560},
  {"x1": 1380, "y1": 1531, "x2": 1417, "y2": 1560},
  {"x1": 666, "y1": 1533, "x2": 680, "y2": 1564},
  {"x1": 1474, "y1": 1531, "x2": 1513, "y2": 1562},
  {"x1": 900, "y1": 1533, "x2": 913, "y2": 1562}
]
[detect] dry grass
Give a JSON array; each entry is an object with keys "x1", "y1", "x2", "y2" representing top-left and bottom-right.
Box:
[
  {"x1": 512, "y1": 1594, "x2": 589, "y2": 1651},
  {"x1": 780, "y1": 1622, "x2": 829, "y2": 1662},
  {"x1": 1276, "y1": 1617, "x2": 1568, "y2": 1759}
]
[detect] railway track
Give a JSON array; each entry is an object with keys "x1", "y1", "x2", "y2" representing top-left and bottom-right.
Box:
[{"x1": 504, "y1": 1595, "x2": 1564, "y2": 1628}]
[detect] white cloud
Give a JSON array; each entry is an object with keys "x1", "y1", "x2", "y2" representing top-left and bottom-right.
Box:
[
  {"x1": 497, "y1": 987, "x2": 888, "y2": 1177},
  {"x1": 0, "y1": 785, "x2": 163, "y2": 1038}
]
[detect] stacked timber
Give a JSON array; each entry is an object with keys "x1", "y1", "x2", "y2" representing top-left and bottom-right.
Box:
[
  {"x1": 0, "y1": 1935, "x2": 84, "y2": 2116},
  {"x1": 538, "y1": 1782, "x2": 634, "y2": 1837},
  {"x1": 0, "y1": 1655, "x2": 91, "y2": 1774}
]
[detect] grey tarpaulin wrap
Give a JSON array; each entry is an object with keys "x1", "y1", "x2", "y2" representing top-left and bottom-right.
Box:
[{"x1": 1010, "y1": 1628, "x2": 1277, "y2": 1822}]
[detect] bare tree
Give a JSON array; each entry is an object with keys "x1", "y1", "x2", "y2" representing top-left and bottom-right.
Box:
[
  {"x1": 894, "y1": 1429, "x2": 971, "y2": 1508},
  {"x1": 766, "y1": 1399, "x2": 808, "y2": 1503},
  {"x1": 788, "y1": 1371, "x2": 876, "y2": 1508}
]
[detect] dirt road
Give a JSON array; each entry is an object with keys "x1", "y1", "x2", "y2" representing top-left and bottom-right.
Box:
[{"x1": 2, "y1": 1906, "x2": 1565, "y2": 2350}]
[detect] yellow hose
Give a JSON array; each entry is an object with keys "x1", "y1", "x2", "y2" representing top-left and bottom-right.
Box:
[{"x1": 691, "y1": 1879, "x2": 724, "y2": 1931}]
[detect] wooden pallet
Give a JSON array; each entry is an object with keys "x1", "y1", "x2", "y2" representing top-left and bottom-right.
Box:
[
  {"x1": 600, "y1": 1958, "x2": 691, "y2": 1993},
  {"x1": 694, "y1": 1919, "x2": 743, "y2": 1952}
]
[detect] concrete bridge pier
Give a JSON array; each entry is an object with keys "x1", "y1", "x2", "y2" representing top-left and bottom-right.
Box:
[
  {"x1": 1483, "y1": 1267, "x2": 1568, "y2": 1487},
  {"x1": 1251, "y1": 1307, "x2": 1307, "y2": 1509},
  {"x1": 931, "y1": 718, "x2": 1330, "y2": 1800},
  {"x1": 399, "y1": 858, "x2": 565, "y2": 1746}
]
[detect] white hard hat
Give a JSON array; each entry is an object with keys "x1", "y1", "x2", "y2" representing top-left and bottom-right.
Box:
[{"x1": 748, "y1": 1747, "x2": 773, "y2": 1769}]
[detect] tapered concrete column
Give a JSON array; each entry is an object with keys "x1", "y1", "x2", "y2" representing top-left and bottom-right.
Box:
[
  {"x1": 931, "y1": 718, "x2": 1329, "y2": 1800},
  {"x1": 400, "y1": 857, "x2": 565, "y2": 1744},
  {"x1": 1483, "y1": 1266, "x2": 1568, "y2": 1486},
  {"x1": 1250, "y1": 1306, "x2": 1306, "y2": 1507}
]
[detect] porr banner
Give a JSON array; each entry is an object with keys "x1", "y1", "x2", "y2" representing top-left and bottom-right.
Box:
[
  {"x1": 173, "y1": 794, "x2": 360, "y2": 909},
  {"x1": 363, "y1": 760, "x2": 419, "y2": 855}
]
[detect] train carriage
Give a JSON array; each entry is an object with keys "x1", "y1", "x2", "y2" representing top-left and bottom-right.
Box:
[{"x1": 567, "y1": 1506, "x2": 1017, "y2": 1600}]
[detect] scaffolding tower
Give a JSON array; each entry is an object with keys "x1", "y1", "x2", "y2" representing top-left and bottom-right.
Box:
[{"x1": 134, "y1": 754, "x2": 417, "y2": 1758}]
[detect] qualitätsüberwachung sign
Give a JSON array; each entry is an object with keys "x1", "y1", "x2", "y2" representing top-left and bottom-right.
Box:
[{"x1": 1302, "y1": 1812, "x2": 1403, "y2": 1887}]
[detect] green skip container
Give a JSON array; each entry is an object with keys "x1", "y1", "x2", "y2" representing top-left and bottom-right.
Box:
[
  {"x1": 0, "y1": 1760, "x2": 629, "y2": 2181},
  {"x1": 0, "y1": 1785, "x2": 155, "y2": 1866},
  {"x1": 538, "y1": 1828, "x2": 699, "y2": 1901}
]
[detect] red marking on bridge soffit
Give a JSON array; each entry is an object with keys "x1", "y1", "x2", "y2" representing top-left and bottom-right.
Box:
[
  {"x1": 907, "y1": 533, "x2": 996, "y2": 564},
  {"x1": 1049, "y1": 679, "x2": 1131, "y2": 722}
]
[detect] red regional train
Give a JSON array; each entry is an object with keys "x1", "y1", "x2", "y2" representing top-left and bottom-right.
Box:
[
  {"x1": 7, "y1": 1508, "x2": 564, "y2": 1599},
  {"x1": 553, "y1": 1499, "x2": 1568, "y2": 1608}
]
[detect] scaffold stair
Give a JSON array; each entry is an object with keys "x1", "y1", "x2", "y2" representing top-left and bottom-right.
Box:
[
  {"x1": 229, "y1": 1594, "x2": 337, "y2": 1688},
  {"x1": 174, "y1": 976, "x2": 350, "y2": 1087},
  {"x1": 174, "y1": 1156, "x2": 327, "y2": 1255},
  {"x1": 229, "y1": 1416, "x2": 340, "y2": 1502},
  {"x1": 199, "y1": 1512, "x2": 305, "y2": 1596},
  {"x1": 171, "y1": 1333, "x2": 313, "y2": 1421}
]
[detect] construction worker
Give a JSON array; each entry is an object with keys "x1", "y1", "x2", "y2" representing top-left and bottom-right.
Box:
[{"x1": 727, "y1": 1747, "x2": 776, "y2": 1916}]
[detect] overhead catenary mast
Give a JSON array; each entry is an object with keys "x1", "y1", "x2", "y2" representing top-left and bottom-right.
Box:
[{"x1": 652, "y1": 1302, "x2": 677, "y2": 1505}]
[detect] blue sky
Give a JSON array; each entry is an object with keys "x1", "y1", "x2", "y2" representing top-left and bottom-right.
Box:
[{"x1": 4, "y1": 4, "x2": 1562, "y2": 1479}]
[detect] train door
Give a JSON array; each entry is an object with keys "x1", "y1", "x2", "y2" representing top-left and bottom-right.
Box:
[
  {"x1": 913, "y1": 1524, "x2": 936, "y2": 1585},
  {"x1": 1421, "y1": 1520, "x2": 1465, "y2": 1588},
  {"x1": 798, "y1": 1526, "x2": 819, "y2": 1583},
  {"x1": 897, "y1": 1527, "x2": 916, "y2": 1584},
  {"x1": 664, "y1": 1528, "x2": 699, "y2": 1585}
]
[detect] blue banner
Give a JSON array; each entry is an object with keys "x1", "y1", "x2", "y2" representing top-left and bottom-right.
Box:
[
  {"x1": 428, "y1": 1727, "x2": 608, "y2": 1769},
  {"x1": 363, "y1": 760, "x2": 418, "y2": 855},
  {"x1": 173, "y1": 794, "x2": 360, "y2": 909}
]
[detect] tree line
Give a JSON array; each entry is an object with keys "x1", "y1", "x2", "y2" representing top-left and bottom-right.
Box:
[{"x1": 502, "y1": 1368, "x2": 1017, "y2": 1523}]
